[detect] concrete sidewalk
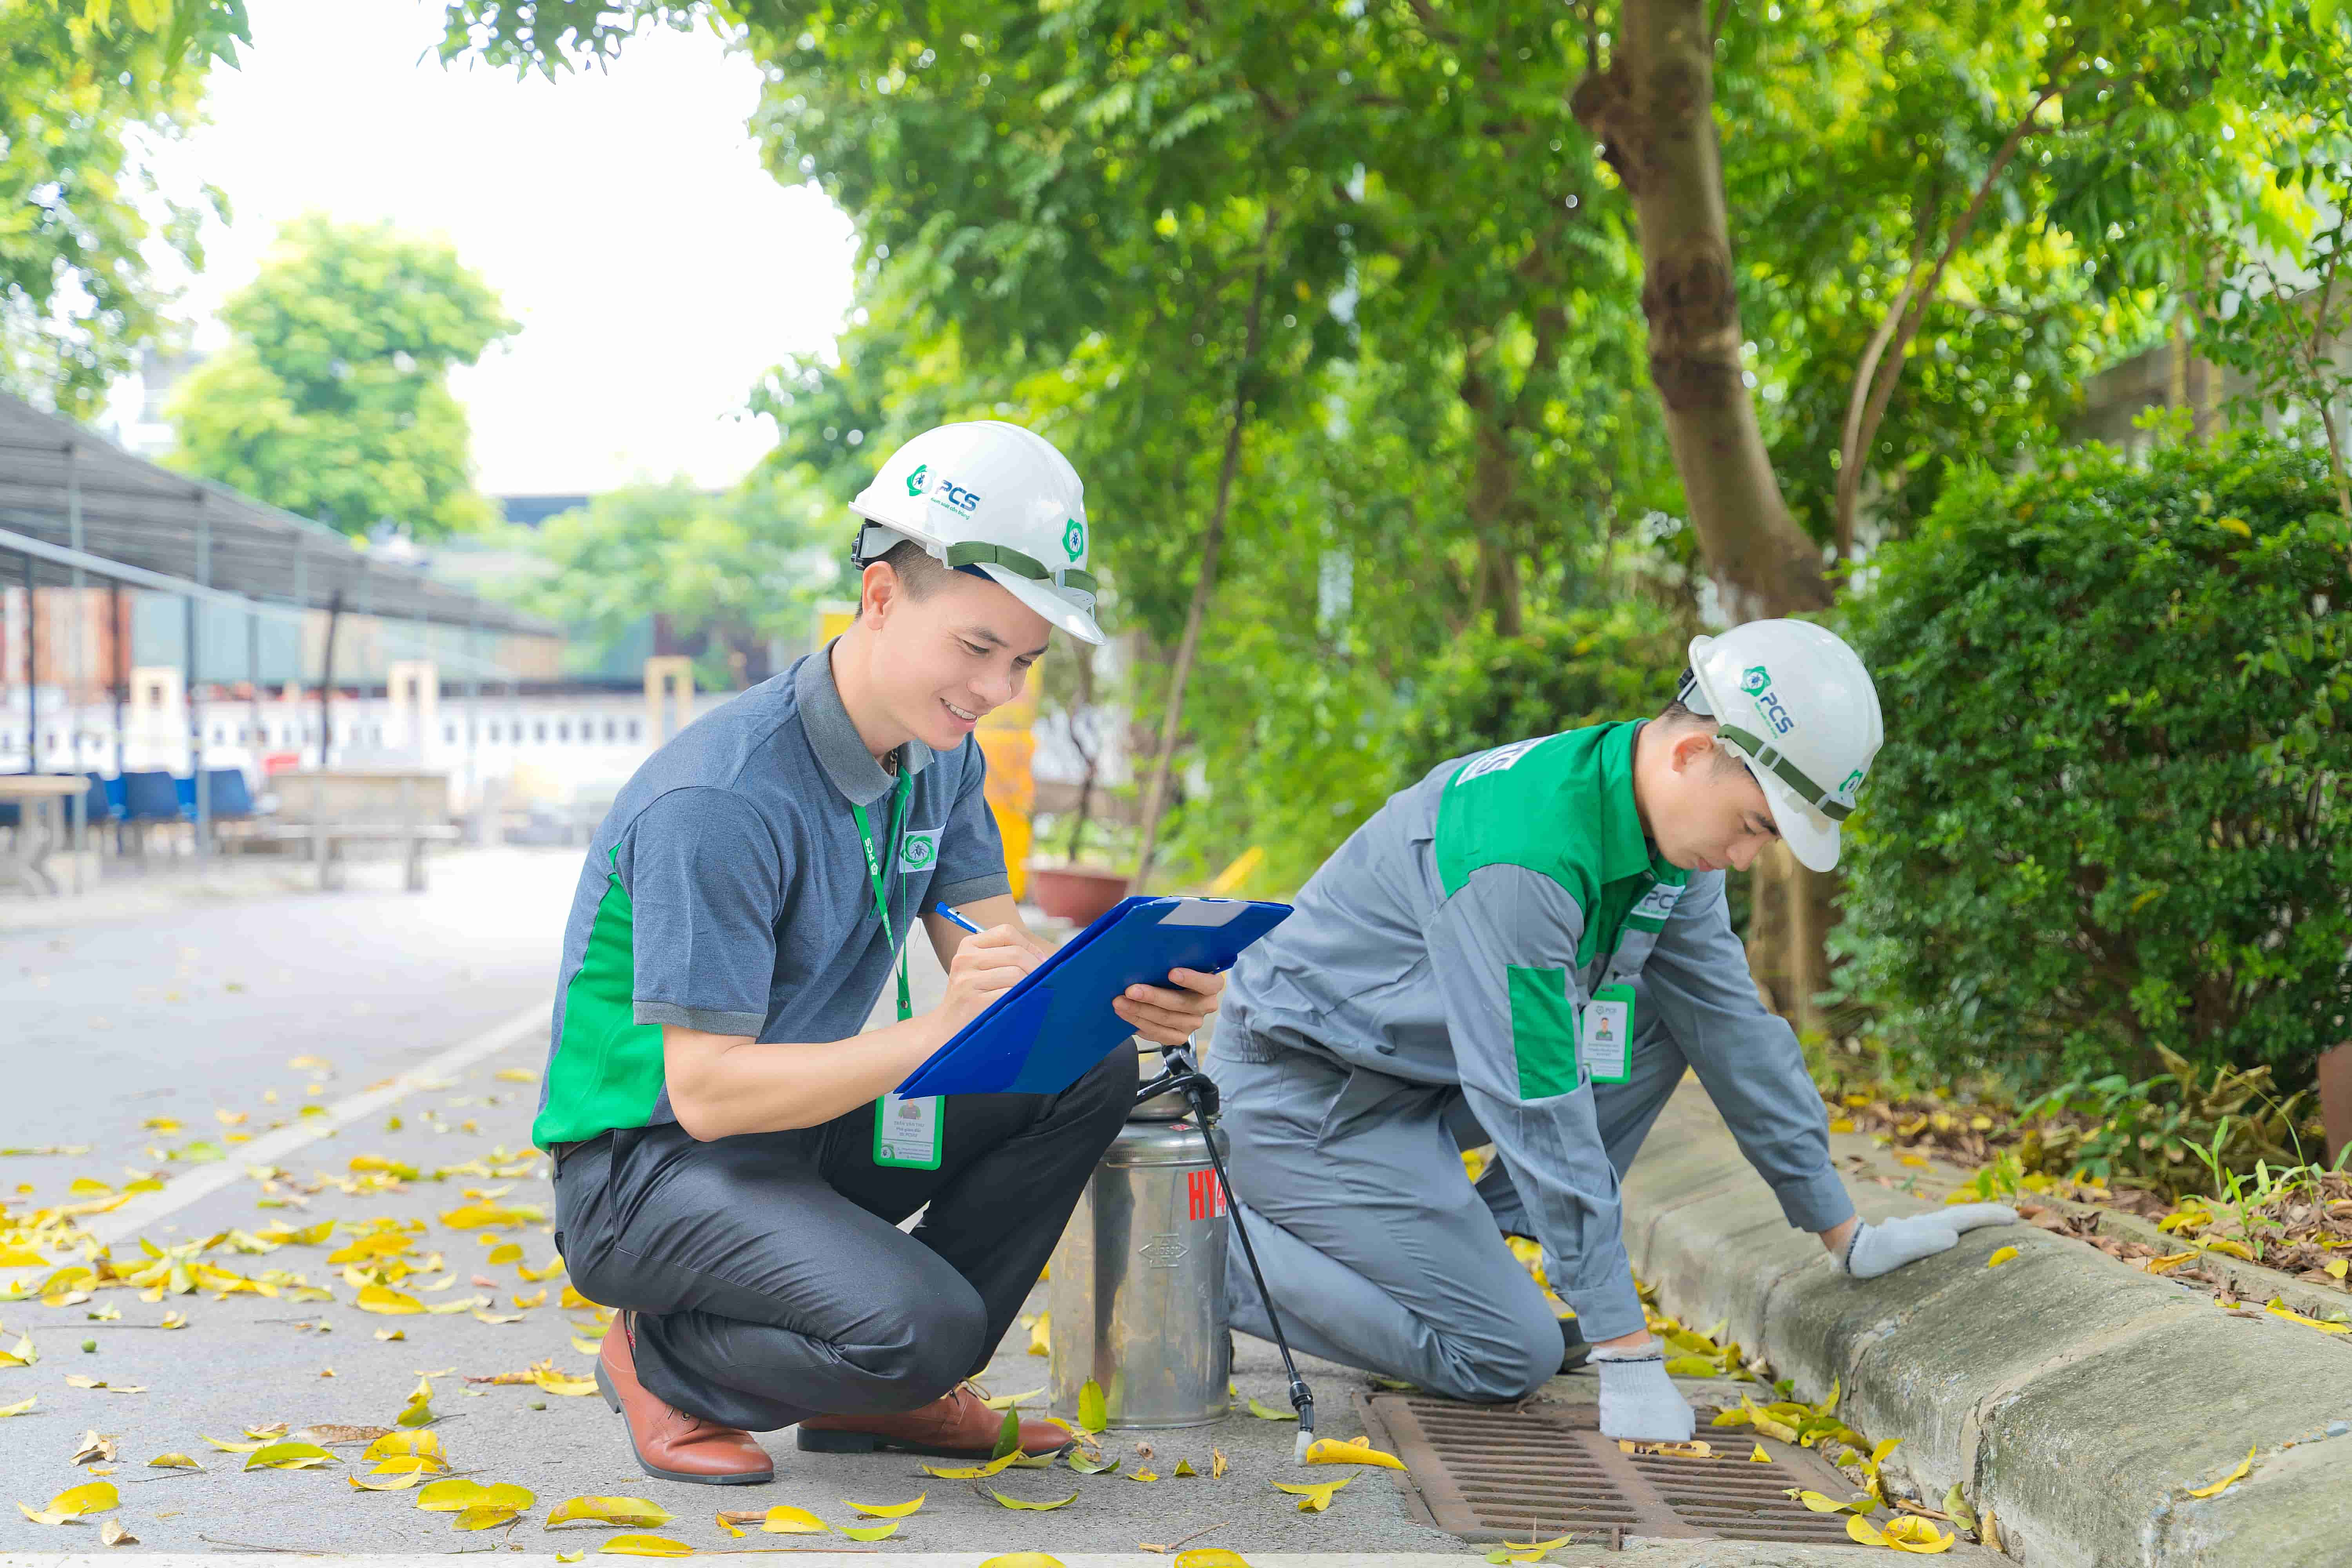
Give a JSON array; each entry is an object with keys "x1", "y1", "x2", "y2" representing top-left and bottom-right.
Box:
[{"x1": 1620, "y1": 1085, "x2": 2352, "y2": 1567}]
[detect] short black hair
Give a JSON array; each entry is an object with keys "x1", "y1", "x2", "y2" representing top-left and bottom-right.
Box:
[{"x1": 877, "y1": 539, "x2": 951, "y2": 599}]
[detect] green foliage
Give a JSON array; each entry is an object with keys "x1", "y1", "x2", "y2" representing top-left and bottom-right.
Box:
[
  {"x1": 1836, "y1": 433, "x2": 2352, "y2": 1091},
  {"x1": 1393, "y1": 600, "x2": 1688, "y2": 786},
  {"x1": 167, "y1": 215, "x2": 517, "y2": 538},
  {"x1": 495, "y1": 471, "x2": 837, "y2": 690},
  {"x1": 0, "y1": 0, "x2": 247, "y2": 416}
]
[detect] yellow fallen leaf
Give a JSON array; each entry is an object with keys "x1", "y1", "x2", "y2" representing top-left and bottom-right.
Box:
[
  {"x1": 1211, "y1": 1446, "x2": 1229, "y2": 1478},
  {"x1": 456, "y1": 1506, "x2": 524, "y2": 1530},
  {"x1": 2185, "y1": 1445, "x2": 2255, "y2": 1499},
  {"x1": 244, "y1": 1441, "x2": 340, "y2": 1471},
  {"x1": 981, "y1": 1557, "x2": 1071, "y2": 1568},
  {"x1": 844, "y1": 1493, "x2": 924, "y2": 1518},
  {"x1": 100, "y1": 1517, "x2": 137, "y2": 1547},
  {"x1": 2264, "y1": 1298, "x2": 2352, "y2": 1335},
  {"x1": 1881, "y1": 1515, "x2": 1956, "y2": 1552},
  {"x1": 494, "y1": 1068, "x2": 538, "y2": 1083},
  {"x1": 558, "y1": 1556, "x2": 585, "y2": 1564},
  {"x1": 0, "y1": 1246, "x2": 47, "y2": 1266},
  {"x1": 487, "y1": 1243, "x2": 523, "y2": 1265},
  {"x1": 513, "y1": 1289, "x2": 548, "y2": 1309},
  {"x1": 357, "y1": 1283, "x2": 425, "y2": 1316},
  {"x1": 362, "y1": 1430, "x2": 445, "y2": 1463},
  {"x1": 1749, "y1": 1443, "x2": 1770, "y2": 1461},
  {"x1": 922, "y1": 1451, "x2": 1023, "y2": 1480},
  {"x1": 547, "y1": 1495, "x2": 675, "y2": 1529},
  {"x1": 986, "y1": 1490, "x2": 1075, "y2": 1512},
  {"x1": 1172, "y1": 1457, "x2": 1198, "y2": 1477},
  {"x1": 560, "y1": 1285, "x2": 601, "y2": 1310},
  {"x1": 601, "y1": 1535, "x2": 693, "y2": 1556},
  {"x1": 1985, "y1": 1246, "x2": 2020, "y2": 1269},
  {"x1": 534, "y1": 1367, "x2": 602, "y2": 1397},
  {"x1": 17, "y1": 1480, "x2": 119, "y2": 1524},
  {"x1": 1799, "y1": 1489, "x2": 1870, "y2": 1513},
  {"x1": 978, "y1": 1386, "x2": 1042, "y2": 1410},
  {"x1": 756, "y1": 1504, "x2": 827, "y2": 1534},
  {"x1": 350, "y1": 1472, "x2": 428, "y2": 1492},
  {"x1": 1898, "y1": 1155, "x2": 1930, "y2": 1169},
  {"x1": 1502, "y1": 1536, "x2": 1572, "y2": 1553},
  {"x1": 1618, "y1": 1439, "x2": 1714, "y2": 1458},
  {"x1": 1848, "y1": 1515, "x2": 1888, "y2": 1547},
  {"x1": 1663, "y1": 1354, "x2": 1720, "y2": 1376},
  {"x1": 0, "y1": 1396, "x2": 36, "y2": 1417},
  {"x1": 1304, "y1": 1436, "x2": 1403, "y2": 1469},
  {"x1": 1245, "y1": 1396, "x2": 1297, "y2": 1420},
  {"x1": 202, "y1": 1435, "x2": 271, "y2": 1453},
  {"x1": 1172, "y1": 1553, "x2": 1249, "y2": 1568},
  {"x1": 2198, "y1": 1236, "x2": 2257, "y2": 1261},
  {"x1": 1129, "y1": 1469, "x2": 1160, "y2": 1482},
  {"x1": 148, "y1": 1454, "x2": 200, "y2": 1470},
  {"x1": 519, "y1": 1258, "x2": 567, "y2": 1282},
  {"x1": 714, "y1": 1514, "x2": 744, "y2": 1540},
  {"x1": 1027, "y1": 1313, "x2": 1050, "y2": 1355},
  {"x1": 1275, "y1": 1476, "x2": 1349, "y2": 1513}
]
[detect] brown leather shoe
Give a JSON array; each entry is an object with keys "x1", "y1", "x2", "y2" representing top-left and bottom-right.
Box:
[
  {"x1": 595, "y1": 1312, "x2": 774, "y2": 1485},
  {"x1": 798, "y1": 1382, "x2": 1076, "y2": 1458}
]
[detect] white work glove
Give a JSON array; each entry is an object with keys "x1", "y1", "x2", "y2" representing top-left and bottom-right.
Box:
[
  {"x1": 1590, "y1": 1343, "x2": 1695, "y2": 1443},
  {"x1": 1840, "y1": 1205, "x2": 2019, "y2": 1279}
]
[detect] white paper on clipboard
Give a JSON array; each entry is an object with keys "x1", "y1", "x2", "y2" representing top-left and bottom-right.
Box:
[{"x1": 1156, "y1": 898, "x2": 1247, "y2": 928}]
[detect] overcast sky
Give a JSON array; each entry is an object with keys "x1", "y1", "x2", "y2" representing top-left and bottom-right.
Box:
[{"x1": 140, "y1": 0, "x2": 856, "y2": 497}]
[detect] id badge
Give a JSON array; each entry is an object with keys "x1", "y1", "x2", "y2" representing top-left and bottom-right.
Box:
[
  {"x1": 1577, "y1": 984, "x2": 1635, "y2": 1085},
  {"x1": 873, "y1": 1093, "x2": 943, "y2": 1169}
]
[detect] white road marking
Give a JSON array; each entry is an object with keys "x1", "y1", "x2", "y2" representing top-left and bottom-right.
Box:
[{"x1": 78, "y1": 1002, "x2": 552, "y2": 1248}]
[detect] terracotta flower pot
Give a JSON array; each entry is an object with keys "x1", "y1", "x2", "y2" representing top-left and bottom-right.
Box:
[{"x1": 1028, "y1": 863, "x2": 1132, "y2": 926}]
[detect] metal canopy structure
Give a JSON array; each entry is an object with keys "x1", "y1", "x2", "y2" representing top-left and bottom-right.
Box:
[{"x1": 0, "y1": 392, "x2": 555, "y2": 639}]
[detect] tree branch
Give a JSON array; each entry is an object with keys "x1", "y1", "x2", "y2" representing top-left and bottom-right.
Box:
[{"x1": 1834, "y1": 58, "x2": 2078, "y2": 551}]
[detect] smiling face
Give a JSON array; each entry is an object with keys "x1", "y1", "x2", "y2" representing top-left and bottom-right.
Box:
[
  {"x1": 862, "y1": 545, "x2": 1052, "y2": 751},
  {"x1": 1635, "y1": 718, "x2": 1782, "y2": 874}
]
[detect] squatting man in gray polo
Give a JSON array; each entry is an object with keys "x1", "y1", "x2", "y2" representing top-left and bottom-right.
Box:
[
  {"x1": 529, "y1": 423, "x2": 1225, "y2": 1485},
  {"x1": 1212, "y1": 620, "x2": 2020, "y2": 1442}
]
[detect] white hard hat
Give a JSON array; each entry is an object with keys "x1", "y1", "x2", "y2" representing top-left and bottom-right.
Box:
[
  {"x1": 1677, "y1": 620, "x2": 1884, "y2": 872},
  {"x1": 848, "y1": 420, "x2": 1104, "y2": 645}
]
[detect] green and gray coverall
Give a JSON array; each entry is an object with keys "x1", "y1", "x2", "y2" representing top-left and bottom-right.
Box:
[{"x1": 1214, "y1": 720, "x2": 1855, "y2": 1401}]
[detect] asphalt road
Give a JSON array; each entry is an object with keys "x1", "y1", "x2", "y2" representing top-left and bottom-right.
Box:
[{"x1": 0, "y1": 848, "x2": 1459, "y2": 1557}]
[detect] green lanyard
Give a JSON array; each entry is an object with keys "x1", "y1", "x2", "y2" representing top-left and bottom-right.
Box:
[{"x1": 850, "y1": 768, "x2": 915, "y2": 1022}]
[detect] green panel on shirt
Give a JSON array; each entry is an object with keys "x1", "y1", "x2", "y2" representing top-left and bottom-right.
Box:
[
  {"x1": 532, "y1": 851, "x2": 667, "y2": 1147},
  {"x1": 1507, "y1": 964, "x2": 1582, "y2": 1099}
]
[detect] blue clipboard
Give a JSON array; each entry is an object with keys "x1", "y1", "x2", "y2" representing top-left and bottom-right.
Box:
[{"x1": 894, "y1": 895, "x2": 1293, "y2": 1098}]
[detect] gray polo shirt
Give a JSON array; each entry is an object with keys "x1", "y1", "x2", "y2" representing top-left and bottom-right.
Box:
[{"x1": 530, "y1": 645, "x2": 1010, "y2": 1147}]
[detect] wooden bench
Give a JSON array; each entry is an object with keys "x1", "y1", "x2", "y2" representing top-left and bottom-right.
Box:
[{"x1": 241, "y1": 822, "x2": 463, "y2": 892}]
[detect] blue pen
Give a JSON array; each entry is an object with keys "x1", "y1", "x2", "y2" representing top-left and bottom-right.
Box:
[{"x1": 933, "y1": 903, "x2": 985, "y2": 936}]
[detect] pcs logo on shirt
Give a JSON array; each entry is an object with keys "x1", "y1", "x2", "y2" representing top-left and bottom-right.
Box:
[{"x1": 899, "y1": 829, "x2": 940, "y2": 870}]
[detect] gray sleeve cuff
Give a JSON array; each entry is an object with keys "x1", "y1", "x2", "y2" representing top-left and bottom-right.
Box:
[
  {"x1": 633, "y1": 1000, "x2": 766, "y2": 1037},
  {"x1": 1772, "y1": 1165, "x2": 1857, "y2": 1234},
  {"x1": 1563, "y1": 1276, "x2": 1648, "y2": 1344},
  {"x1": 933, "y1": 871, "x2": 1013, "y2": 907}
]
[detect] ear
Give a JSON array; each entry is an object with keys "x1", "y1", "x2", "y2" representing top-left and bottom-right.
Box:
[
  {"x1": 1666, "y1": 726, "x2": 1718, "y2": 775},
  {"x1": 860, "y1": 560, "x2": 901, "y2": 624}
]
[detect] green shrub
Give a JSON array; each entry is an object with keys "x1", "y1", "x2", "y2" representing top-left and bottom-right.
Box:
[
  {"x1": 1392, "y1": 600, "x2": 1688, "y2": 786},
  {"x1": 1835, "y1": 434, "x2": 2352, "y2": 1091}
]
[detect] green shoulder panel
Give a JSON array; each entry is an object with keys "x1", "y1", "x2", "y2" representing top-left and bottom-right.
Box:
[{"x1": 1434, "y1": 726, "x2": 1617, "y2": 962}]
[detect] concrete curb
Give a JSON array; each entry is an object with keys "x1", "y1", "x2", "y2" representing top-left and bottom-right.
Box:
[{"x1": 1621, "y1": 1085, "x2": 2352, "y2": 1567}]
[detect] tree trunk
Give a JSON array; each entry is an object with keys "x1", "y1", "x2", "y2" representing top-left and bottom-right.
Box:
[
  {"x1": 1572, "y1": 0, "x2": 1835, "y2": 1023},
  {"x1": 1570, "y1": 0, "x2": 1830, "y2": 622},
  {"x1": 318, "y1": 589, "x2": 344, "y2": 769},
  {"x1": 1130, "y1": 222, "x2": 1277, "y2": 891}
]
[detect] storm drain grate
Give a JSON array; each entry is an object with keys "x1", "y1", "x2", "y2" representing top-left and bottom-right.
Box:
[{"x1": 1357, "y1": 1391, "x2": 1870, "y2": 1547}]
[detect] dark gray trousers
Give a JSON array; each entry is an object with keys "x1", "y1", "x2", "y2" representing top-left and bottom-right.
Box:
[{"x1": 554, "y1": 1042, "x2": 1136, "y2": 1433}]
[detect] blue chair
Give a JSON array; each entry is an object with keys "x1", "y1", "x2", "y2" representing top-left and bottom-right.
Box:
[
  {"x1": 203, "y1": 768, "x2": 256, "y2": 823},
  {"x1": 119, "y1": 770, "x2": 185, "y2": 860},
  {"x1": 173, "y1": 774, "x2": 197, "y2": 820},
  {"x1": 79, "y1": 773, "x2": 116, "y2": 829},
  {"x1": 101, "y1": 775, "x2": 126, "y2": 819}
]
